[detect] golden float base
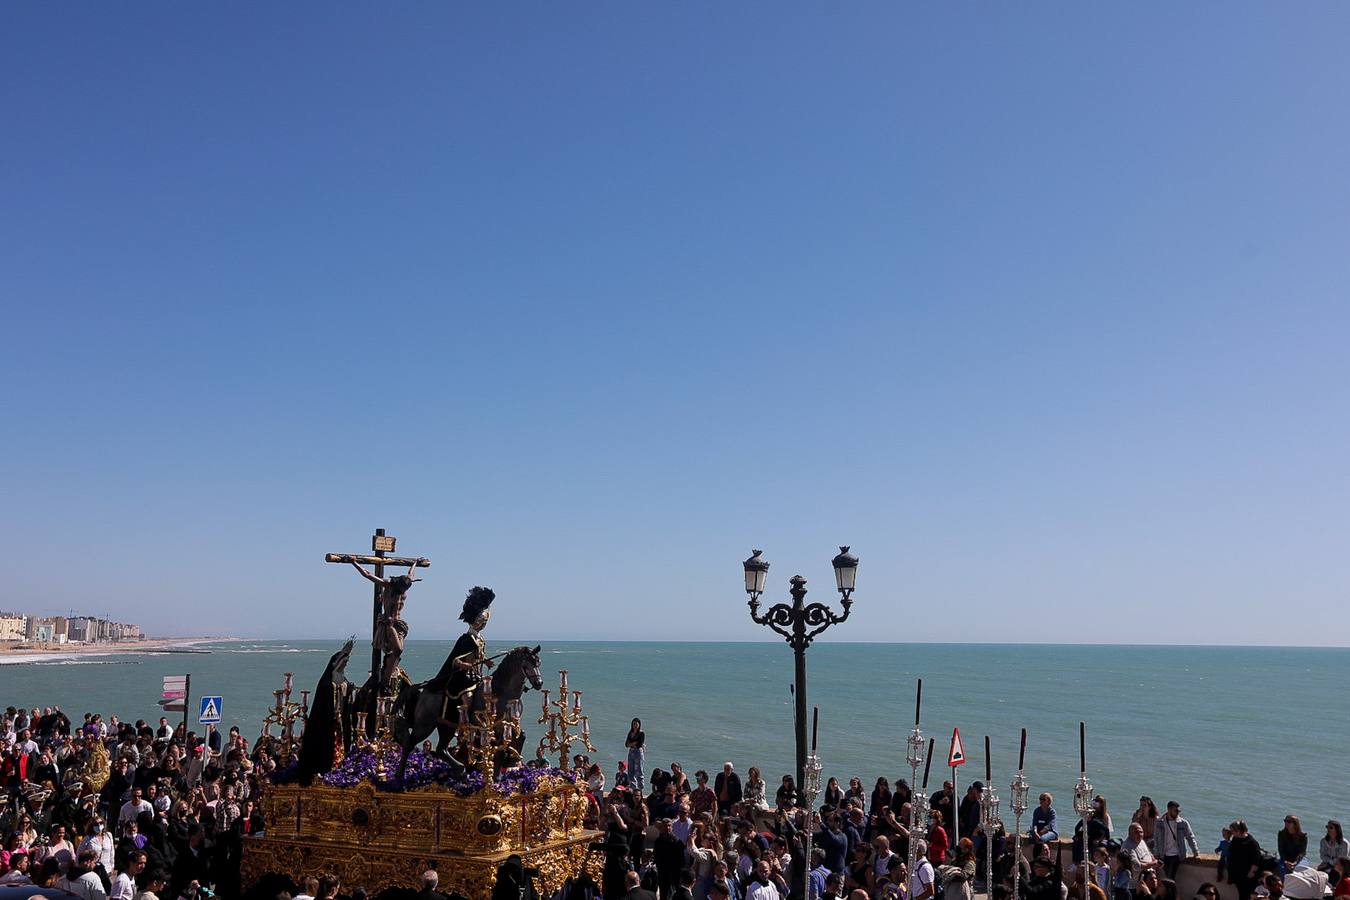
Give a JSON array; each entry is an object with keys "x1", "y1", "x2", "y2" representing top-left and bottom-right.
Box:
[
  {"x1": 242, "y1": 779, "x2": 601, "y2": 900},
  {"x1": 241, "y1": 829, "x2": 603, "y2": 900}
]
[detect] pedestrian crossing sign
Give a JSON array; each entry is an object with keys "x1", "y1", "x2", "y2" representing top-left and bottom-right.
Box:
[{"x1": 199, "y1": 696, "x2": 223, "y2": 724}]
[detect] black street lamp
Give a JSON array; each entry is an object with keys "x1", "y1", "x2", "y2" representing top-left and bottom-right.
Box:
[{"x1": 743, "y1": 546, "x2": 859, "y2": 789}]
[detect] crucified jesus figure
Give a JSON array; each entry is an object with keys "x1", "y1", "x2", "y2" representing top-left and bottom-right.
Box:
[{"x1": 348, "y1": 558, "x2": 427, "y2": 694}]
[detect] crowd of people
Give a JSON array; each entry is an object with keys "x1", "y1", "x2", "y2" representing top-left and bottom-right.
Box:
[
  {"x1": 578, "y1": 719, "x2": 1350, "y2": 900},
  {"x1": 5, "y1": 706, "x2": 1349, "y2": 900},
  {"x1": 1, "y1": 705, "x2": 272, "y2": 900}
]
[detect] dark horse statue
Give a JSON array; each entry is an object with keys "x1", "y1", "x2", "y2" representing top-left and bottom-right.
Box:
[{"x1": 390, "y1": 645, "x2": 543, "y2": 781}]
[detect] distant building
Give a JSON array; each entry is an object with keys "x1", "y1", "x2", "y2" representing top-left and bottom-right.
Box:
[
  {"x1": 5, "y1": 612, "x2": 141, "y2": 644},
  {"x1": 0, "y1": 614, "x2": 24, "y2": 641},
  {"x1": 68, "y1": 618, "x2": 87, "y2": 642}
]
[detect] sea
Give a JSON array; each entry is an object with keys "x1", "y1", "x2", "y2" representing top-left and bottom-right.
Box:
[{"x1": 3, "y1": 639, "x2": 1344, "y2": 847}]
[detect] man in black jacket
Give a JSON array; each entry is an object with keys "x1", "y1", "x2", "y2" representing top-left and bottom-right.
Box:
[
  {"x1": 170, "y1": 823, "x2": 211, "y2": 900},
  {"x1": 1026, "y1": 857, "x2": 1062, "y2": 900},
  {"x1": 652, "y1": 819, "x2": 686, "y2": 900},
  {"x1": 959, "y1": 783, "x2": 984, "y2": 842},
  {"x1": 1226, "y1": 820, "x2": 1265, "y2": 900},
  {"x1": 623, "y1": 871, "x2": 659, "y2": 900},
  {"x1": 714, "y1": 763, "x2": 743, "y2": 817},
  {"x1": 931, "y1": 782, "x2": 955, "y2": 842},
  {"x1": 672, "y1": 870, "x2": 696, "y2": 900},
  {"x1": 491, "y1": 855, "x2": 539, "y2": 900},
  {"x1": 414, "y1": 870, "x2": 450, "y2": 900},
  {"x1": 816, "y1": 812, "x2": 850, "y2": 874}
]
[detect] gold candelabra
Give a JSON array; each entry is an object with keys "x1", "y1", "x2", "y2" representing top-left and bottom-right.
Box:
[
  {"x1": 537, "y1": 670, "x2": 595, "y2": 770},
  {"x1": 456, "y1": 682, "x2": 523, "y2": 782},
  {"x1": 261, "y1": 672, "x2": 309, "y2": 767},
  {"x1": 372, "y1": 695, "x2": 398, "y2": 780}
]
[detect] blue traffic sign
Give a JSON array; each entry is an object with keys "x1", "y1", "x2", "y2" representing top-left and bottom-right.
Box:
[{"x1": 198, "y1": 695, "x2": 223, "y2": 724}]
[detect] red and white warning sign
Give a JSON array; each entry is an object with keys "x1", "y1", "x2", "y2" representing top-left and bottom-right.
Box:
[{"x1": 948, "y1": 727, "x2": 967, "y2": 767}]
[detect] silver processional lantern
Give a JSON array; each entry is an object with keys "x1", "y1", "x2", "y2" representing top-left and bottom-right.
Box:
[
  {"x1": 1011, "y1": 729, "x2": 1030, "y2": 900},
  {"x1": 1073, "y1": 722, "x2": 1094, "y2": 819}
]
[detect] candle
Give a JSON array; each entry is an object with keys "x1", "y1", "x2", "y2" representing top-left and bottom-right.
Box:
[
  {"x1": 541, "y1": 690, "x2": 550, "y2": 713},
  {"x1": 504, "y1": 723, "x2": 515, "y2": 741},
  {"x1": 284, "y1": 673, "x2": 294, "y2": 695},
  {"x1": 559, "y1": 670, "x2": 568, "y2": 691},
  {"x1": 459, "y1": 706, "x2": 470, "y2": 724},
  {"x1": 581, "y1": 716, "x2": 590, "y2": 737},
  {"x1": 573, "y1": 692, "x2": 582, "y2": 712}
]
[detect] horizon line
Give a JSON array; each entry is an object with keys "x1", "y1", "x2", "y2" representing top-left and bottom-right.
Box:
[{"x1": 167, "y1": 636, "x2": 1350, "y2": 651}]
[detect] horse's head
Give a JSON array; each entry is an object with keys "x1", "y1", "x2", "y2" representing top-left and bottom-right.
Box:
[{"x1": 521, "y1": 645, "x2": 544, "y2": 692}]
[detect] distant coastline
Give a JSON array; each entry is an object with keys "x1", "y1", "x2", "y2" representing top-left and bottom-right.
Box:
[{"x1": 0, "y1": 637, "x2": 230, "y2": 663}]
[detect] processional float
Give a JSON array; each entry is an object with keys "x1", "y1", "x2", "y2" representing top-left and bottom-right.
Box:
[{"x1": 240, "y1": 530, "x2": 602, "y2": 900}]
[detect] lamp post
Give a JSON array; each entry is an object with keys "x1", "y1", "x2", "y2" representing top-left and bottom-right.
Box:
[{"x1": 743, "y1": 546, "x2": 858, "y2": 789}]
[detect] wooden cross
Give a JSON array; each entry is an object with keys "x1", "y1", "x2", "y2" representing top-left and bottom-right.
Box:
[{"x1": 325, "y1": 528, "x2": 431, "y2": 682}]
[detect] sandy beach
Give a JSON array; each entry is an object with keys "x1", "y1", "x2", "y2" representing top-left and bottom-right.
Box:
[{"x1": 0, "y1": 637, "x2": 224, "y2": 662}]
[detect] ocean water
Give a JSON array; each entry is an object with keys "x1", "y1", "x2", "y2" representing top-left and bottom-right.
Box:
[{"x1": 3, "y1": 639, "x2": 1344, "y2": 847}]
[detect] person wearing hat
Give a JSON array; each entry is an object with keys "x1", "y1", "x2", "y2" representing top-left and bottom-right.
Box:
[{"x1": 428, "y1": 586, "x2": 497, "y2": 702}]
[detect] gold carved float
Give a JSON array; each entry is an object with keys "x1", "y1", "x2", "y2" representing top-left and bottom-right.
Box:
[{"x1": 241, "y1": 779, "x2": 602, "y2": 899}]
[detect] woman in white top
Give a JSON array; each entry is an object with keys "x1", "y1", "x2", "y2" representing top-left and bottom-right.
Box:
[
  {"x1": 1319, "y1": 820, "x2": 1350, "y2": 875},
  {"x1": 78, "y1": 818, "x2": 116, "y2": 876},
  {"x1": 743, "y1": 766, "x2": 768, "y2": 810}
]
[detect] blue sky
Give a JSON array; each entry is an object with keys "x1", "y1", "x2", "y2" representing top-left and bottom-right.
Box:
[{"x1": 3, "y1": 5, "x2": 1348, "y2": 644}]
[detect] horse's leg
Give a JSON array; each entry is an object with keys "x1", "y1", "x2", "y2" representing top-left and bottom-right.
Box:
[
  {"x1": 394, "y1": 737, "x2": 409, "y2": 781},
  {"x1": 434, "y1": 693, "x2": 455, "y2": 753},
  {"x1": 435, "y1": 721, "x2": 455, "y2": 755}
]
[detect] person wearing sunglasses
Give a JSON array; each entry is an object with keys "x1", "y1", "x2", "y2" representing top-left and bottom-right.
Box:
[{"x1": 1319, "y1": 821, "x2": 1349, "y2": 886}]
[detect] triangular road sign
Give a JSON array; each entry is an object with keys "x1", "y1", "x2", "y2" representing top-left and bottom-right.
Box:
[
  {"x1": 948, "y1": 727, "x2": 967, "y2": 767},
  {"x1": 198, "y1": 696, "x2": 222, "y2": 724}
]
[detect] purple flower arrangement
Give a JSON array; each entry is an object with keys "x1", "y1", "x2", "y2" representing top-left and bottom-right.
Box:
[{"x1": 267, "y1": 746, "x2": 577, "y2": 796}]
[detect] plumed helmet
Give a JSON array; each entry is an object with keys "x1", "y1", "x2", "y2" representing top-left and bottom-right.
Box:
[{"x1": 459, "y1": 586, "x2": 496, "y2": 624}]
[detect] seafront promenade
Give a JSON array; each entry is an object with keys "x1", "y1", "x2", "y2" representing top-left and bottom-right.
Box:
[{"x1": 0, "y1": 637, "x2": 219, "y2": 661}]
